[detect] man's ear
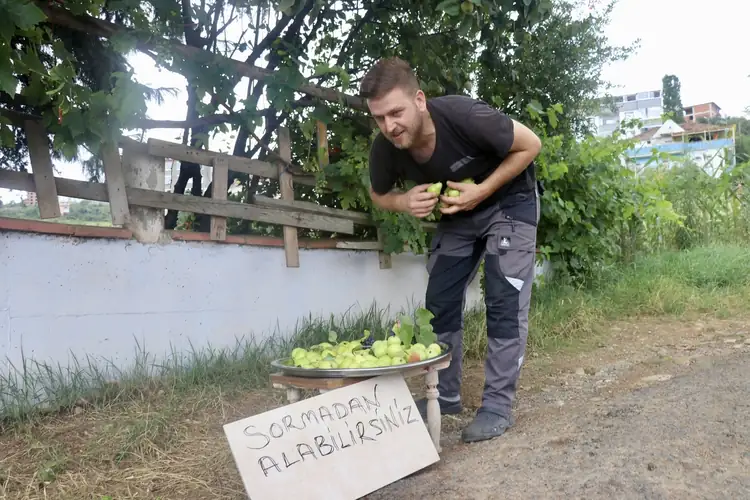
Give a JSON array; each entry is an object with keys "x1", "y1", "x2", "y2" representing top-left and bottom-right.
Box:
[{"x1": 414, "y1": 89, "x2": 427, "y2": 112}]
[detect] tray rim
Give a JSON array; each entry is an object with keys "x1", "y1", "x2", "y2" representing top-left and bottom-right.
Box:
[{"x1": 270, "y1": 341, "x2": 452, "y2": 378}]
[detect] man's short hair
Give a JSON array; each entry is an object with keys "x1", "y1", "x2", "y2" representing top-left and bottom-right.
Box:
[{"x1": 359, "y1": 57, "x2": 420, "y2": 99}]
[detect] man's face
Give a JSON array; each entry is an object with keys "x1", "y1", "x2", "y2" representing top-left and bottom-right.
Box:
[{"x1": 366, "y1": 87, "x2": 426, "y2": 149}]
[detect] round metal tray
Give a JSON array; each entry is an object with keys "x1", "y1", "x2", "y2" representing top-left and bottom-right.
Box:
[{"x1": 270, "y1": 342, "x2": 453, "y2": 378}]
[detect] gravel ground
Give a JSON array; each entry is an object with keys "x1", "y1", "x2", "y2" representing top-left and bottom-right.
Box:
[{"x1": 367, "y1": 317, "x2": 750, "y2": 500}]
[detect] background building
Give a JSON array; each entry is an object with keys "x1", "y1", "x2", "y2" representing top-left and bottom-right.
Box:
[{"x1": 593, "y1": 89, "x2": 663, "y2": 137}]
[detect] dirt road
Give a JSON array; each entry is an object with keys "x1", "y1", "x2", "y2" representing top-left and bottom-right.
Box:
[{"x1": 368, "y1": 317, "x2": 750, "y2": 500}]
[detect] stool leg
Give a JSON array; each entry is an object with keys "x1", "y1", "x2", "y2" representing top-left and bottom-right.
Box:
[
  {"x1": 425, "y1": 368, "x2": 442, "y2": 453},
  {"x1": 287, "y1": 388, "x2": 301, "y2": 404}
]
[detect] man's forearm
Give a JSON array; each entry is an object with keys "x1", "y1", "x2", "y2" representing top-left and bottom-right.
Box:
[
  {"x1": 478, "y1": 149, "x2": 538, "y2": 199},
  {"x1": 369, "y1": 187, "x2": 407, "y2": 213}
]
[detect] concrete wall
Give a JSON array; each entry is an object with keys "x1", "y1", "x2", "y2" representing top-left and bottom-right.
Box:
[{"x1": 0, "y1": 226, "x2": 484, "y2": 375}]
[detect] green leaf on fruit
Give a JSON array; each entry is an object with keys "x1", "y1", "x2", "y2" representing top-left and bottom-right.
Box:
[
  {"x1": 396, "y1": 314, "x2": 414, "y2": 347},
  {"x1": 414, "y1": 307, "x2": 435, "y2": 328},
  {"x1": 415, "y1": 324, "x2": 437, "y2": 347}
]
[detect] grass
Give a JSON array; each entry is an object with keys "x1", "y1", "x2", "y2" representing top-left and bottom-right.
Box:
[{"x1": 0, "y1": 245, "x2": 748, "y2": 498}]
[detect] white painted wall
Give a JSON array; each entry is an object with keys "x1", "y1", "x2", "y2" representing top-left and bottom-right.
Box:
[{"x1": 0, "y1": 230, "x2": 484, "y2": 376}]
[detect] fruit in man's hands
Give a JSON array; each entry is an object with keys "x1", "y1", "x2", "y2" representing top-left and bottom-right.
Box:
[
  {"x1": 446, "y1": 189, "x2": 460, "y2": 198},
  {"x1": 460, "y1": 178, "x2": 475, "y2": 184},
  {"x1": 427, "y1": 182, "x2": 442, "y2": 194}
]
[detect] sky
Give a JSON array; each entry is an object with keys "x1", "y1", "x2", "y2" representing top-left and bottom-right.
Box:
[{"x1": 1, "y1": 0, "x2": 748, "y2": 203}]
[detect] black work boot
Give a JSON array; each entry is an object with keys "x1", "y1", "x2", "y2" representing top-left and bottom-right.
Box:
[
  {"x1": 461, "y1": 409, "x2": 514, "y2": 443},
  {"x1": 414, "y1": 397, "x2": 463, "y2": 421}
]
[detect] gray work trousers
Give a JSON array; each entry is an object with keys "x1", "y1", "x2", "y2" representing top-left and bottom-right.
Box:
[{"x1": 425, "y1": 189, "x2": 540, "y2": 417}]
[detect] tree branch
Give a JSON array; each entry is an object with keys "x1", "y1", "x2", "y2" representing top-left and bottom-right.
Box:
[{"x1": 36, "y1": 2, "x2": 366, "y2": 110}]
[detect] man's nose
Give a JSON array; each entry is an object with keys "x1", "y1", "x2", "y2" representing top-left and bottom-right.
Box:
[{"x1": 385, "y1": 117, "x2": 397, "y2": 133}]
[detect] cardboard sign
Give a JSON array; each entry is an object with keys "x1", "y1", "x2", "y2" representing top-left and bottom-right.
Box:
[{"x1": 223, "y1": 373, "x2": 440, "y2": 500}]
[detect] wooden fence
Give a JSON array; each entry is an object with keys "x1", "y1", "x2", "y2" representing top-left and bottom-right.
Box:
[{"x1": 0, "y1": 118, "x2": 439, "y2": 269}]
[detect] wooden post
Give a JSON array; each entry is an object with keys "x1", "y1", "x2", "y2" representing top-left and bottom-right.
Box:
[
  {"x1": 100, "y1": 143, "x2": 131, "y2": 226},
  {"x1": 377, "y1": 228, "x2": 392, "y2": 269},
  {"x1": 210, "y1": 156, "x2": 229, "y2": 241},
  {"x1": 23, "y1": 120, "x2": 61, "y2": 219},
  {"x1": 278, "y1": 127, "x2": 299, "y2": 267}
]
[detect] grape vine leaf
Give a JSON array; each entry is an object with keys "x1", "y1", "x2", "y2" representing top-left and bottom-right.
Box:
[
  {"x1": 396, "y1": 314, "x2": 414, "y2": 348},
  {"x1": 414, "y1": 308, "x2": 437, "y2": 345}
]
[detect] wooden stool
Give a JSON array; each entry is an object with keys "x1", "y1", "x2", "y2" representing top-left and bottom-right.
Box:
[{"x1": 270, "y1": 358, "x2": 451, "y2": 453}]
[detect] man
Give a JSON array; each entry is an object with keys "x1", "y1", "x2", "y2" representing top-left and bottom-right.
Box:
[{"x1": 360, "y1": 57, "x2": 542, "y2": 444}]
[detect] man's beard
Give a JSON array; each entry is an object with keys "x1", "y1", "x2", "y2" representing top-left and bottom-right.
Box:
[{"x1": 391, "y1": 119, "x2": 423, "y2": 150}]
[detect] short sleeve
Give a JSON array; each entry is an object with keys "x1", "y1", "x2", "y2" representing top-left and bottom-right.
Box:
[
  {"x1": 368, "y1": 134, "x2": 398, "y2": 195},
  {"x1": 461, "y1": 100, "x2": 515, "y2": 159}
]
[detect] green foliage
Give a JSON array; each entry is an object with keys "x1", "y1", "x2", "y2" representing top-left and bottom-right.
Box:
[
  {"x1": 528, "y1": 104, "x2": 680, "y2": 281},
  {"x1": 662, "y1": 74, "x2": 684, "y2": 123},
  {"x1": 7, "y1": 0, "x2": 738, "y2": 287},
  {"x1": 648, "y1": 160, "x2": 749, "y2": 250},
  {"x1": 476, "y1": 0, "x2": 634, "y2": 136},
  {"x1": 0, "y1": 199, "x2": 113, "y2": 224}
]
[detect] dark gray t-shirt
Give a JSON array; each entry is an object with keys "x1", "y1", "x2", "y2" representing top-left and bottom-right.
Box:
[{"x1": 368, "y1": 95, "x2": 536, "y2": 217}]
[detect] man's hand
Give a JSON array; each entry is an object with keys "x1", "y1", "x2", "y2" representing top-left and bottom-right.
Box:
[
  {"x1": 403, "y1": 183, "x2": 439, "y2": 218},
  {"x1": 439, "y1": 181, "x2": 489, "y2": 215}
]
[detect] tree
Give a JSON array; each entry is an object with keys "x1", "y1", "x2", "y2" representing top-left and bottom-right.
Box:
[
  {"x1": 476, "y1": 0, "x2": 634, "y2": 137},
  {"x1": 662, "y1": 74, "x2": 684, "y2": 122}
]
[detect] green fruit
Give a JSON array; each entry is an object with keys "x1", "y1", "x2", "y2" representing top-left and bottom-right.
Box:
[
  {"x1": 460, "y1": 1, "x2": 474, "y2": 14},
  {"x1": 391, "y1": 357, "x2": 407, "y2": 366},
  {"x1": 460, "y1": 178, "x2": 475, "y2": 184},
  {"x1": 426, "y1": 343, "x2": 442, "y2": 358},
  {"x1": 361, "y1": 360, "x2": 377, "y2": 369},
  {"x1": 371, "y1": 340, "x2": 388, "y2": 358},
  {"x1": 407, "y1": 351, "x2": 425, "y2": 363},
  {"x1": 306, "y1": 352, "x2": 321, "y2": 363},
  {"x1": 427, "y1": 182, "x2": 442, "y2": 194},
  {"x1": 318, "y1": 360, "x2": 333, "y2": 369},
  {"x1": 376, "y1": 357, "x2": 392, "y2": 367},
  {"x1": 291, "y1": 347, "x2": 307, "y2": 359},
  {"x1": 387, "y1": 344, "x2": 405, "y2": 358},
  {"x1": 387, "y1": 335, "x2": 402, "y2": 346},
  {"x1": 446, "y1": 189, "x2": 460, "y2": 198},
  {"x1": 335, "y1": 342, "x2": 353, "y2": 355}
]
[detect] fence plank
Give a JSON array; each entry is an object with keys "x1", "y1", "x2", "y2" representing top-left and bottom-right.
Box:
[
  {"x1": 0, "y1": 170, "x2": 354, "y2": 234},
  {"x1": 100, "y1": 143, "x2": 131, "y2": 226},
  {"x1": 335, "y1": 241, "x2": 383, "y2": 250},
  {"x1": 210, "y1": 156, "x2": 229, "y2": 240},
  {"x1": 277, "y1": 127, "x2": 299, "y2": 267},
  {"x1": 23, "y1": 120, "x2": 61, "y2": 219},
  {"x1": 252, "y1": 195, "x2": 373, "y2": 225},
  {"x1": 147, "y1": 138, "x2": 318, "y2": 187}
]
